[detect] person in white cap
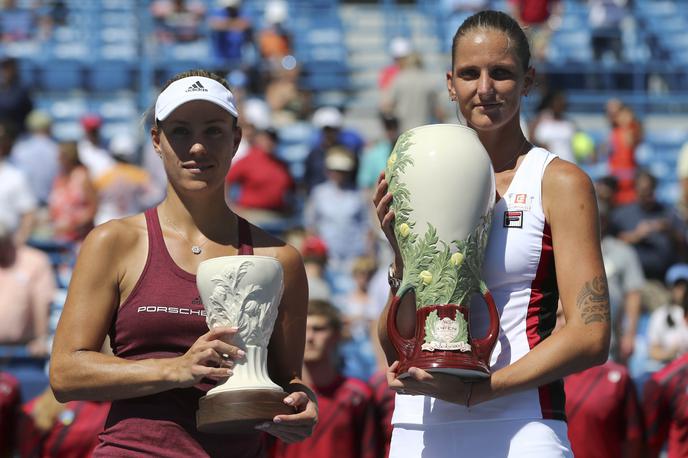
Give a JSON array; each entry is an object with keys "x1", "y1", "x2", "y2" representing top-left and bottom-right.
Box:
[
  {"x1": 304, "y1": 106, "x2": 364, "y2": 192},
  {"x1": 378, "y1": 36, "x2": 413, "y2": 91},
  {"x1": 304, "y1": 145, "x2": 370, "y2": 272},
  {"x1": 9, "y1": 109, "x2": 59, "y2": 207},
  {"x1": 646, "y1": 263, "x2": 688, "y2": 366},
  {"x1": 258, "y1": 0, "x2": 292, "y2": 63},
  {"x1": 380, "y1": 51, "x2": 446, "y2": 134},
  {"x1": 50, "y1": 70, "x2": 317, "y2": 456}
]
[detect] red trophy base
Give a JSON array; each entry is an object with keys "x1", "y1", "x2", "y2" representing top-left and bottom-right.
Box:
[
  {"x1": 196, "y1": 389, "x2": 294, "y2": 433},
  {"x1": 387, "y1": 299, "x2": 499, "y2": 381}
]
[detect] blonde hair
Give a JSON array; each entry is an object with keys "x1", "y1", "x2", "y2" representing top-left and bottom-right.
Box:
[{"x1": 352, "y1": 255, "x2": 377, "y2": 275}]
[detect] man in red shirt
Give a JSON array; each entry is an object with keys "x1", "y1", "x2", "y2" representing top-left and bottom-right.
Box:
[
  {"x1": 16, "y1": 387, "x2": 110, "y2": 458},
  {"x1": 554, "y1": 300, "x2": 644, "y2": 458},
  {"x1": 644, "y1": 353, "x2": 688, "y2": 458},
  {"x1": 565, "y1": 361, "x2": 645, "y2": 458},
  {"x1": 271, "y1": 299, "x2": 378, "y2": 458},
  {"x1": 226, "y1": 127, "x2": 294, "y2": 224},
  {"x1": 369, "y1": 369, "x2": 395, "y2": 458}
]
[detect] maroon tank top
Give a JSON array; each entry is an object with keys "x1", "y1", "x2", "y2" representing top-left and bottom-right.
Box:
[{"x1": 96, "y1": 208, "x2": 265, "y2": 457}]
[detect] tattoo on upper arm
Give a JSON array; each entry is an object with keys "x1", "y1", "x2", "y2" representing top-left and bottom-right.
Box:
[{"x1": 576, "y1": 276, "x2": 610, "y2": 324}]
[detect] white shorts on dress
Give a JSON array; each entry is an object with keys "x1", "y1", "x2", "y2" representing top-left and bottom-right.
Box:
[{"x1": 389, "y1": 419, "x2": 572, "y2": 458}]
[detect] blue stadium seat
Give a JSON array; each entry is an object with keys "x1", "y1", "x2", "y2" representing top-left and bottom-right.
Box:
[
  {"x1": 51, "y1": 121, "x2": 82, "y2": 142},
  {"x1": 93, "y1": 95, "x2": 138, "y2": 121},
  {"x1": 37, "y1": 60, "x2": 84, "y2": 92},
  {"x1": 18, "y1": 58, "x2": 37, "y2": 89},
  {"x1": 100, "y1": 43, "x2": 138, "y2": 60},
  {"x1": 277, "y1": 121, "x2": 315, "y2": 146},
  {"x1": 155, "y1": 60, "x2": 210, "y2": 85},
  {"x1": 101, "y1": 121, "x2": 140, "y2": 143},
  {"x1": 44, "y1": 94, "x2": 88, "y2": 121},
  {"x1": 657, "y1": 180, "x2": 680, "y2": 205},
  {"x1": 645, "y1": 129, "x2": 688, "y2": 148},
  {"x1": 300, "y1": 60, "x2": 350, "y2": 91},
  {"x1": 635, "y1": 143, "x2": 654, "y2": 166},
  {"x1": 52, "y1": 42, "x2": 89, "y2": 60},
  {"x1": 0, "y1": 348, "x2": 49, "y2": 402},
  {"x1": 87, "y1": 60, "x2": 136, "y2": 92}
]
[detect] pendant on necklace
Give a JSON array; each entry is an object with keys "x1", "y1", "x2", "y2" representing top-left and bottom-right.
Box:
[{"x1": 191, "y1": 246, "x2": 202, "y2": 255}]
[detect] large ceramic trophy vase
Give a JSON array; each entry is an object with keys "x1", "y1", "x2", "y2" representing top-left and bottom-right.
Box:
[
  {"x1": 383, "y1": 124, "x2": 500, "y2": 379},
  {"x1": 195, "y1": 256, "x2": 292, "y2": 433}
]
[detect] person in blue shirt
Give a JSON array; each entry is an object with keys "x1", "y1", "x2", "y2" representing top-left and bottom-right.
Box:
[
  {"x1": 357, "y1": 114, "x2": 400, "y2": 191},
  {"x1": 303, "y1": 106, "x2": 364, "y2": 192},
  {"x1": 208, "y1": 0, "x2": 254, "y2": 70}
]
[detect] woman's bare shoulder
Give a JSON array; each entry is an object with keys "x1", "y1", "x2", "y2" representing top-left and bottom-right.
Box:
[
  {"x1": 248, "y1": 224, "x2": 303, "y2": 268},
  {"x1": 542, "y1": 158, "x2": 594, "y2": 195},
  {"x1": 80, "y1": 213, "x2": 148, "y2": 258},
  {"x1": 541, "y1": 158, "x2": 597, "y2": 222}
]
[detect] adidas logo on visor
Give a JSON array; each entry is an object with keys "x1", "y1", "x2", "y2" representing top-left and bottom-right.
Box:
[{"x1": 186, "y1": 81, "x2": 208, "y2": 92}]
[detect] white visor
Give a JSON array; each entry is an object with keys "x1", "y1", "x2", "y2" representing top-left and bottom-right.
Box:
[{"x1": 155, "y1": 76, "x2": 239, "y2": 121}]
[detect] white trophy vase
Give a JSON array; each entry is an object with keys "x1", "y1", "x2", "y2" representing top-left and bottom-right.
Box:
[
  {"x1": 382, "y1": 124, "x2": 501, "y2": 379},
  {"x1": 195, "y1": 255, "x2": 292, "y2": 432}
]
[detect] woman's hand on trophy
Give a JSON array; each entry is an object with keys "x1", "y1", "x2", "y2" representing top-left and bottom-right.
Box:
[
  {"x1": 169, "y1": 326, "x2": 245, "y2": 387},
  {"x1": 255, "y1": 391, "x2": 318, "y2": 443},
  {"x1": 386, "y1": 362, "x2": 487, "y2": 406},
  {"x1": 386, "y1": 361, "x2": 425, "y2": 396},
  {"x1": 374, "y1": 172, "x2": 402, "y2": 262}
]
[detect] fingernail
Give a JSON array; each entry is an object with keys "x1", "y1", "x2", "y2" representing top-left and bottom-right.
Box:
[
  {"x1": 226, "y1": 369, "x2": 233, "y2": 376},
  {"x1": 229, "y1": 327, "x2": 239, "y2": 332},
  {"x1": 237, "y1": 350, "x2": 246, "y2": 358},
  {"x1": 284, "y1": 397, "x2": 293, "y2": 405},
  {"x1": 273, "y1": 417, "x2": 282, "y2": 424}
]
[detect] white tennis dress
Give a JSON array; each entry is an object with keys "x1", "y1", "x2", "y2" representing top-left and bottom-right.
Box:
[{"x1": 390, "y1": 147, "x2": 572, "y2": 457}]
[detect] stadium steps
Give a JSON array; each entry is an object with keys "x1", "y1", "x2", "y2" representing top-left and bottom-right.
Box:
[{"x1": 339, "y1": 4, "x2": 443, "y2": 140}]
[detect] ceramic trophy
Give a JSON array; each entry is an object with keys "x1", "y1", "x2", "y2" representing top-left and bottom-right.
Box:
[
  {"x1": 196, "y1": 256, "x2": 293, "y2": 433},
  {"x1": 381, "y1": 124, "x2": 500, "y2": 379}
]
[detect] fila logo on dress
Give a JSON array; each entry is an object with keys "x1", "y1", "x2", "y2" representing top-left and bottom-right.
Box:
[
  {"x1": 503, "y1": 193, "x2": 534, "y2": 228},
  {"x1": 186, "y1": 81, "x2": 208, "y2": 92},
  {"x1": 504, "y1": 211, "x2": 523, "y2": 228}
]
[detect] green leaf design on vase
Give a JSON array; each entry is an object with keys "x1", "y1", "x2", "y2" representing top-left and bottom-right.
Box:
[{"x1": 387, "y1": 130, "x2": 494, "y2": 311}]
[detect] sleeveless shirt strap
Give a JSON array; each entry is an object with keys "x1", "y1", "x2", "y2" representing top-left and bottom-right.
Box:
[
  {"x1": 145, "y1": 207, "x2": 165, "y2": 249},
  {"x1": 237, "y1": 216, "x2": 254, "y2": 255}
]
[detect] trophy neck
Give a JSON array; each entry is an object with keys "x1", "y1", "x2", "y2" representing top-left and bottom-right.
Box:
[{"x1": 207, "y1": 345, "x2": 281, "y2": 395}]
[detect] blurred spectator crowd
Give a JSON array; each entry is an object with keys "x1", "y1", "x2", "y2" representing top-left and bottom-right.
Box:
[{"x1": 0, "y1": 0, "x2": 687, "y2": 456}]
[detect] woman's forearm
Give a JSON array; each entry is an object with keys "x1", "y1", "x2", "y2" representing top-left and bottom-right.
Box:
[
  {"x1": 50, "y1": 350, "x2": 179, "y2": 402},
  {"x1": 480, "y1": 323, "x2": 608, "y2": 403}
]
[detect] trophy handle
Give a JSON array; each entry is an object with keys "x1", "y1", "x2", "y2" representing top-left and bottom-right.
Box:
[
  {"x1": 472, "y1": 282, "x2": 500, "y2": 365},
  {"x1": 386, "y1": 294, "x2": 414, "y2": 364}
]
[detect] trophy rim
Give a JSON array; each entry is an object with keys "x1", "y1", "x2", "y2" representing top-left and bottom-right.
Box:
[
  {"x1": 403, "y1": 123, "x2": 480, "y2": 138},
  {"x1": 197, "y1": 255, "x2": 283, "y2": 273}
]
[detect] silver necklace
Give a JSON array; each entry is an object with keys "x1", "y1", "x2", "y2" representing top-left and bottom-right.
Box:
[
  {"x1": 163, "y1": 215, "x2": 209, "y2": 255},
  {"x1": 493, "y1": 137, "x2": 530, "y2": 172}
]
